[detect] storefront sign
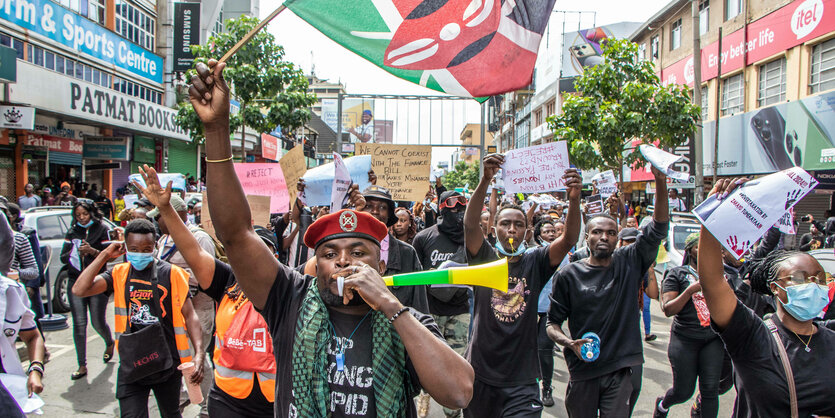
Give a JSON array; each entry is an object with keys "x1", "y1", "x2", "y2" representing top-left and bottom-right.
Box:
[
  {"x1": 661, "y1": 0, "x2": 835, "y2": 86},
  {"x1": 83, "y1": 136, "x2": 129, "y2": 160},
  {"x1": 0, "y1": 45, "x2": 17, "y2": 83},
  {"x1": 133, "y1": 136, "x2": 155, "y2": 163},
  {"x1": 24, "y1": 134, "x2": 82, "y2": 154},
  {"x1": 173, "y1": 3, "x2": 201, "y2": 72},
  {"x1": 261, "y1": 133, "x2": 279, "y2": 161},
  {"x1": 0, "y1": 105, "x2": 34, "y2": 129},
  {"x1": 0, "y1": 0, "x2": 163, "y2": 84},
  {"x1": 13, "y1": 62, "x2": 189, "y2": 141}
]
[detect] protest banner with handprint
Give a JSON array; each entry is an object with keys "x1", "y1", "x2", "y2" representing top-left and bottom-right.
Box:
[{"x1": 693, "y1": 167, "x2": 817, "y2": 259}]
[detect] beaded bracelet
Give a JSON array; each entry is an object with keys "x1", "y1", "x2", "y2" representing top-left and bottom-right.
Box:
[{"x1": 388, "y1": 306, "x2": 410, "y2": 324}]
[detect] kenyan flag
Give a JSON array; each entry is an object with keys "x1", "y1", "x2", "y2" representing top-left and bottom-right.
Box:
[{"x1": 284, "y1": 0, "x2": 557, "y2": 98}]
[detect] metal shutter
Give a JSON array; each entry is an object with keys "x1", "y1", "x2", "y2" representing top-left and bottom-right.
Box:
[{"x1": 166, "y1": 141, "x2": 197, "y2": 177}]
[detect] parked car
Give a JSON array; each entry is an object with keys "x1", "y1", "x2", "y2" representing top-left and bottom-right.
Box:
[
  {"x1": 21, "y1": 206, "x2": 121, "y2": 313},
  {"x1": 808, "y1": 249, "x2": 835, "y2": 280},
  {"x1": 642, "y1": 209, "x2": 701, "y2": 278}
]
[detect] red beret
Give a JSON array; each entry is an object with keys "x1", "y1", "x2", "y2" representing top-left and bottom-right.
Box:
[{"x1": 303, "y1": 209, "x2": 388, "y2": 250}]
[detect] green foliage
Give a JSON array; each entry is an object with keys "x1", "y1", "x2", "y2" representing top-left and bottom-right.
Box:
[
  {"x1": 442, "y1": 161, "x2": 480, "y2": 190},
  {"x1": 175, "y1": 15, "x2": 317, "y2": 143},
  {"x1": 548, "y1": 39, "x2": 700, "y2": 179}
]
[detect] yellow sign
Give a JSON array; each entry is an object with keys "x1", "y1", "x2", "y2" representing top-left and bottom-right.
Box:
[
  {"x1": 201, "y1": 193, "x2": 271, "y2": 239},
  {"x1": 279, "y1": 145, "x2": 307, "y2": 204}
]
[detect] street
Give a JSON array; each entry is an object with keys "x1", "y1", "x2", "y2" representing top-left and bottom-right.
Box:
[{"x1": 19, "y1": 298, "x2": 736, "y2": 417}]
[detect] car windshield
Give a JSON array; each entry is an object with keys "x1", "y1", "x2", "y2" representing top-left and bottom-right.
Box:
[{"x1": 672, "y1": 224, "x2": 701, "y2": 251}]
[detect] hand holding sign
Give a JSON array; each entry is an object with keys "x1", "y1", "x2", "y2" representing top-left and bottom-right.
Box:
[{"x1": 638, "y1": 145, "x2": 690, "y2": 183}]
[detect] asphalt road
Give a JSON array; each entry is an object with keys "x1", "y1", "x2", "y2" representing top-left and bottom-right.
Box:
[{"x1": 18, "y1": 299, "x2": 736, "y2": 417}]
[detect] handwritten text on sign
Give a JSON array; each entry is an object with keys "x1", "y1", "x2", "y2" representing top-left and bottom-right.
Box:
[
  {"x1": 356, "y1": 143, "x2": 432, "y2": 201},
  {"x1": 279, "y1": 145, "x2": 306, "y2": 204},
  {"x1": 233, "y1": 163, "x2": 290, "y2": 213},
  {"x1": 502, "y1": 141, "x2": 571, "y2": 193}
]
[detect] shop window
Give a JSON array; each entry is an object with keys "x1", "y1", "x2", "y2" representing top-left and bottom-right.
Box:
[
  {"x1": 720, "y1": 73, "x2": 744, "y2": 116},
  {"x1": 758, "y1": 57, "x2": 786, "y2": 106},
  {"x1": 92, "y1": 68, "x2": 100, "y2": 85},
  {"x1": 84, "y1": 65, "x2": 93, "y2": 82},
  {"x1": 56, "y1": 56, "x2": 64, "y2": 73},
  {"x1": 116, "y1": 0, "x2": 155, "y2": 51},
  {"x1": 701, "y1": 85, "x2": 709, "y2": 120},
  {"x1": 810, "y1": 38, "x2": 835, "y2": 94},
  {"x1": 726, "y1": 0, "x2": 741, "y2": 20},
  {"x1": 670, "y1": 19, "x2": 681, "y2": 50},
  {"x1": 651, "y1": 35, "x2": 660, "y2": 61},
  {"x1": 88, "y1": 0, "x2": 105, "y2": 25},
  {"x1": 0, "y1": 34, "x2": 9, "y2": 47},
  {"x1": 45, "y1": 51, "x2": 55, "y2": 70},
  {"x1": 699, "y1": 0, "x2": 709, "y2": 34},
  {"x1": 102, "y1": 73, "x2": 111, "y2": 88},
  {"x1": 65, "y1": 59, "x2": 75, "y2": 77}
]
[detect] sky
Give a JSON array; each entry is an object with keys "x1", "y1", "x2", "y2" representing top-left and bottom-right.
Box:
[{"x1": 260, "y1": 0, "x2": 672, "y2": 166}]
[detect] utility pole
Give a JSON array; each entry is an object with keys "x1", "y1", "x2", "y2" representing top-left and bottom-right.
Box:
[
  {"x1": 692, "y1": 0, "x2": 704, "y2": 204},
  {"x1": 713, "y1": 27, "x2": 722, "y2": 185}
]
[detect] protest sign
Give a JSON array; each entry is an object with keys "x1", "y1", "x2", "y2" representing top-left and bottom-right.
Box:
[
  {"x1": 775, "y1": 207, "x2": 796, "y2": 235},
  {"x1": 233, "y1": 163, "x2": 290, "y2": 213},
  {"x1": 201, "y1": 192, "x2": 271, "y2": 240},
  {"x1": 129, "y1": 173, "x2": 187, "y2": 191},
  {"x1": 356, "y1": 143, "x2": 432, "y2": 201},
  {"x1": 302, "y1": 155, "x2": 372, "y2": 207},
  {"x1": 502, "y1": 142, "x2": 570, "y2": 193},
  {"x1": 123, "y1": 193, "x2": 138, "y2": 209},
  {"x1": 693, "y1": 167, "x2": 817, "y2": 259},
  {"x1": 279, "y1": 145, "x2": 307, "y2": 204},
  {"x1": 585, "y1": 194, "x2": 604, "y2": 215},
  {"x1": 638, "y1": 145, "x2": 690, "y2": 182},
  {"x1": 592, "y1": 170, "x2": 618, "y2": 198},
  {"x1": 331, "y1": 153, "x2": 353, "y2": 212}
]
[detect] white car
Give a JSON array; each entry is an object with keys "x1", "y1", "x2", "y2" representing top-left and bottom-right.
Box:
[
  {"x1": 21, "y1": 206, "x2": 120, "y2": 312},
  {"x1": 643, "y1": 209, "x2": 701, "y2": 277}
]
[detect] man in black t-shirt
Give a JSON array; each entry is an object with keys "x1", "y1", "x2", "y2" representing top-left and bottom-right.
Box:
[
  {"x1": 189, "y1": 59, "x2": 475, "y2": 418},
  {"x1": 548, "y1": 165, "x2": 670, "y2": 418},
  {"x1": 462, "y1": 154, "x2": 582, "y2": 418}
]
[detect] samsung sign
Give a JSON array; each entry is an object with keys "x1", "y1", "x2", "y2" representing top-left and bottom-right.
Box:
[{"x1": 0, "y1": 0, "x2": 163, "y2": 84}]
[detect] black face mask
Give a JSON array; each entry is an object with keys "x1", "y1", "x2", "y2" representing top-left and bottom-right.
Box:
[
  {"x1": 438, "y1": 210, "x2": 465, "y2": 243},
  {"x1": 194, "y1": 214, "x2": 201, "y2": 225}
]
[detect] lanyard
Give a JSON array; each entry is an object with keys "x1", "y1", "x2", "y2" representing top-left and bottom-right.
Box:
[
  {"x1": 159, "y1": 236, "x2": 178, "y2": 261},
  {"x1": 329, "y1": 310, "x2": 372, "y2": 373}
]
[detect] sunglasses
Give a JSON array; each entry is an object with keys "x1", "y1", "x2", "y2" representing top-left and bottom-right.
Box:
[
  {"x1": 440, "y1": 196, "x2": 468, "y2": 209},
  {"x1": 774, "y1": 272, "x2": 827, "y2": 286}
]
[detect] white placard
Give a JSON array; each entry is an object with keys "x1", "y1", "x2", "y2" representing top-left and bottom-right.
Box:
[
  {"x1": 775, "y1": 207, "x2": 796, "y2": 235},
  {"x1": 693, "y1": 167, "x2": 817, "y2": 259},
  {"x1": 0, "y1": 373, "x2": 45, "y2": 413},
  {"x1": 592, "y1": 170, "x2": 618, "y2": 198},
  {"x1": 330, "y1": 152, "x2": 352, "y2": 212},
  {"x1": 639, "y1": 145, "x2": 689, "y2": 182},
  {"x1": 502, "y1": 142, "x2": 570, "y2": 193}
]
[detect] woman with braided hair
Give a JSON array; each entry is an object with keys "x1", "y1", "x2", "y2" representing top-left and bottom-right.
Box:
[
  {"x1": 392, "y1": 206, "x2": 417, "y2": 245},
  {"x1": 696, "y1": 177, "x2": 835, "y2": 418}
]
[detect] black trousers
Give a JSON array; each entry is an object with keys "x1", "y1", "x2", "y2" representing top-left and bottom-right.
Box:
[
  {"x1": 68, "y1": 280, "x2": 113, "y2": 367},
  {"x1": 718, "y1": 351, "x2": 734, "y2": 395},
  {"x1": 463, "y1": 379, "x2": 543, "y2": 418},
  {"x1": 117, "y1": 371, "x2": 182, "y2": 418},
  {"x1": 565, "y1": 367, "x2": 633, "y2": 418},
  {"x1": 628, "y1": 365, "x2": 643, "y2": 416},
  {"x1": 537, "y1": 313, "x2": 555, "y2": 388},
  {"x1": 660, "y1": 332, "x2": 724, "y2": 418}
]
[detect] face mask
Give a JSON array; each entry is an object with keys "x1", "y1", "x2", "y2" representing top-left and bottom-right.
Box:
[
  {"x1": 78, "y1": 220, "x2": 93, "y2": 228},
  {"x1": 495, "y1": 239, "x2": 527, "y2": 257},
  {"x1": 126, "y1": 251, "x2": 155, "y2": 271},
  {"x1": 775, "y1": 283, "x2": 829, "y2": 321}
]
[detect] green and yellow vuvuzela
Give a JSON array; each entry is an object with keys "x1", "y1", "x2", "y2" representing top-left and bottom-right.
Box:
[{"x1": 383, "y1": 259, "x2": 508, "y2": 293}]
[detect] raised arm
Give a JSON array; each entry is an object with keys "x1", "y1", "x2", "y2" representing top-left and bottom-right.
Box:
[
  {"x1": 132, "y1": 166, "x2": 216, "y2": 290},
  {"x1": 72, "y1": 242, "x2": 123, "y2": 297},
  {"x1": 651, "y1": 166, "x2": 669, "y2": 224},
  {"x1": 698, "y1": 178, "x2": 749, "y2": 330},
  {"x1": 465, "y1": 154, "x2": 503, "y2": 256},
  {"x1": 189, "y1": 60, "x2": 278, "y2": 309},
  {"x1": 549, "y1": 169, "x2": 582, "y2": 267}
]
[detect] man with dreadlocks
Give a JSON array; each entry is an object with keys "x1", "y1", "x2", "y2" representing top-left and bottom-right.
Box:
[
  {"x1": 190, "y1": 59, "x2": 474, "y2": 417},
  {"x1": 697, "y1": 177, "x2": 835, "y2": 417}
]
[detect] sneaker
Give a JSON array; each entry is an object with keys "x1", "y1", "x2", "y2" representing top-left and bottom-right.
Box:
[
  {"x1": 653, "y1": 396, "x2": 668, "y2": 418},
  {"x1": 645, "y1": 334, "x2": 658, "y2": 342},
  {"x1": 417, "y1": 393, "x2": 431, "y2": 418},
  {"x1": 541, "y1": 386, "x2": 555, "y2": 407},
  {"x1": 691, "y1": 395, "x2": 702, "y2": 417}
]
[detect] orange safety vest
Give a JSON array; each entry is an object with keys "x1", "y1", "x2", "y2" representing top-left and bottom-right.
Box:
[
  {"x1": 112, "y1": 262, "x2": 193, "y2": 364},
  {"x1": 213, "y1": 288, "x2": 276, "y2": 401}
]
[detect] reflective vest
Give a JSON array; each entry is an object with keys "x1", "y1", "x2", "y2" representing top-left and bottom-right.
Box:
[
  {"x1": 112, "y1": 262, "x2": 193, "y2": 364},
  {"x1": 213, "y1": 288, "x2": 276, "y2": 401}
]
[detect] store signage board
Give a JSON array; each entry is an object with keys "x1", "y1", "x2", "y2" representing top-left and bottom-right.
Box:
[
  {"x1": 0, "y1": 105, "x2": 34, "y2": 129},
  {"x1": 24, "y1": 134, "x2": 82, "y2": 154},
  {"x1": 173, "y1": 3, "x2": 201, "y2": 72},
  {"x1": 0, "y1": 45, "x2": 17, "y2": 83},
  {"x1": 0, "y1": 0, "x2": 163, "y2": 84},
  {"x1": 12, "y1": 62, "x2": 189, "y2": 141},
  {"x1": 83, "y1": 136, "x2": 129, "y2": 160}
]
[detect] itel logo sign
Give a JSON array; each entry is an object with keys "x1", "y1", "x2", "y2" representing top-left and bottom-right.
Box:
[{"x1": 792, "y1": 0, "x2": 824, "y2": 39}]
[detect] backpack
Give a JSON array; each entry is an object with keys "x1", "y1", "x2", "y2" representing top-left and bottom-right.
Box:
[{"x1": 188, "y1": 225, "x2": 228, "y2": 263}]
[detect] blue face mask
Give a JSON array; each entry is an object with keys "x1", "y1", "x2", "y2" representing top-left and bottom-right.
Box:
[
  {"x1": 495, "y1": 239, "x2": 527, "y2": 257},
  {"x1": 775, "y1": 282, "x2": 829, "y2": 322},
  {"x1": 126, "y1": 251, "x2": 155, "y2": 271},
  {"x1": 77, "y1": 220, "x2": 93, "y2": 228}
]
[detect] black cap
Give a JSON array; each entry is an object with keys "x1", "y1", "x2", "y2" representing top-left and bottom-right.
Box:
[
  {"x1": 135, "y1": 198, "x2": 153, "y2": 208},
  {"x1": 618, "y1": 227, "x2": 640, "y2": 241},
  {"x1": 254, "y1": 226, "x2": 278, "y2": 251},
  {"x1": 362, "y1": 185, "x2": 397, "y2": 227}
]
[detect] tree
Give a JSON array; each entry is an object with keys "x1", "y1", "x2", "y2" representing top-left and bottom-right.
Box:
[
  {"x1": 442, "y1": 160, "x2": 480, "y2": 191},
  {"x1": 548, "y1": 39, "x2": 699, "y2": 183},
  {"x1": 175, "y1": 15, "x2": 317, "y2": 159}
]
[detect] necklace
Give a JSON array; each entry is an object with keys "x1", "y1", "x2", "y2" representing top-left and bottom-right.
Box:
[
  {"x1": 791, "y1": 329, "x2": 814, "y2": 353},
  {"x1": 329, "y1": 310, "x2": 373, "y2": 372}
]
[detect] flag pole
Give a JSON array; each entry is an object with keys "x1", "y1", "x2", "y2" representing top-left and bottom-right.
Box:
[{"x1": 220, "y1": 4, "x2": 288, "y2": 63}]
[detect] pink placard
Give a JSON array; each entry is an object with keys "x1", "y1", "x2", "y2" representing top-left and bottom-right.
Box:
[{"x1": 233, "y1": 163, "x2": 290, "y2": 213}]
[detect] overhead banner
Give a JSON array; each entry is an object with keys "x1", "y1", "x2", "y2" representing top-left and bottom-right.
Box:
[
  {"x1": 83, "y1": 136, "x2": 129, "y2": 160},
  {"x1": 355, "y1": 143, "x2": 432, "y2": 201},
  {"x1": 0, "y1": 105, "x2": 34, "y2": 129},
  {"x1": 323, "y1": 98, "x2": 375, "y2": 143},
  {"x1": 561, "y1": 22, "x2": 643, "y2": 79},
  {"x1": 233, "y1": 163, "x2": 290, "y2": 214},
  {"x1": 173, "y1": 3, "x2": 201, "y2": 72},
  {"x1": 0, "y1": 0, "x2": 163, "y2": 84},
  {"x1": 502, "y1": 141, "x2": 571, "y2": 193}
]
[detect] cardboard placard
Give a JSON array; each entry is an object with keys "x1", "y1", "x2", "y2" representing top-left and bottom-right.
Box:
[
  {"x1": 356, "y1": 143, "x2": 432, "y2": 201},
  {"x1": 201, "y1": 192, "x2": 271, "y2": 240},
  {"x1": 585, "y1": 194, "x2": 604, "y2": 215},
  {"x1": 502, "y1": 142, "x2": 570, "y2": 193},
  {"x1": 233, "y1": 163, "x2": 290, "y2": 213},
  {"x1": 279, "y1": 145, "x2": 307, "y2": 204},
  {"x1": 592, "y1": 170, "x2": 618, "y2": 198}
]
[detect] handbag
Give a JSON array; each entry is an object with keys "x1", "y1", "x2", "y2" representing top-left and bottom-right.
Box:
[
  {"x1": 117, "y1": 262, "x2": 174, "y2": 384},
  {"x1": 765, "y1": 318, "x2": 799, "y2": 418}
]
